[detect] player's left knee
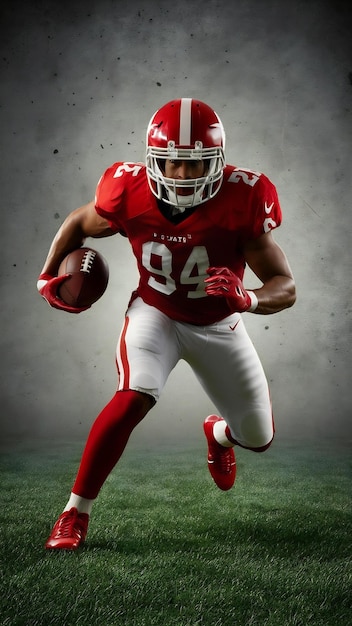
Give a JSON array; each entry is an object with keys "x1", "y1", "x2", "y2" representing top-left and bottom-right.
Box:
[
  {"x1": 237, "y1": 412, "x2": 274, "y2": 452},
  {"x1": 233, "y1": 433, "x2": 274, "y2": 453},
  {"x1": 250, "y1": 434, "x2": 274, "y2": 453}
]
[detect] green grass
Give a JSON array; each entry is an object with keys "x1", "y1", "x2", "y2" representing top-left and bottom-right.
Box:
[{"x1": 0, "y1": 440, "x2": 351, "y2": 625}]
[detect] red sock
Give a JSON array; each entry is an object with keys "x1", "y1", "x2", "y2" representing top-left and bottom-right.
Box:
[{"x1": 72, "y1": 390, "x2": 153, "y2": 499}]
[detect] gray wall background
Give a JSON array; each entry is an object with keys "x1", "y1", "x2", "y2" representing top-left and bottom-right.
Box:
[{"x1": 1, "y1": 0, "x2": 351, "y2": 447}]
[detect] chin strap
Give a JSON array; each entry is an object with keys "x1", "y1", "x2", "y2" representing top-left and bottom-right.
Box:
[{"x1": 167, "y1": 186, "x2": 205, "y2": 210}]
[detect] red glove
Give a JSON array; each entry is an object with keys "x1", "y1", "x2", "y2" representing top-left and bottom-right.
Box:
[
  {"x1": 37, "y1": 273, "x2": 90, "y2": 314},
  {"x1": 205, "y1": 267, "x2": 258, "y2": 313}
]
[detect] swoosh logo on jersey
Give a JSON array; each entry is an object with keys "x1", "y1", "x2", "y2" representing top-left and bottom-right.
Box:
[
  {"x1": 264, "y1": 201, "x2": 274, "y2": 214},
  {"x1": 229, "y1": 320, "x2": 240, "y2": 332}
]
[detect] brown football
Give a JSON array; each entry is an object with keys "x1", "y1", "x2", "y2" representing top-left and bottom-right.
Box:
[{"x1": 58, "y1": 247, "x2": 109, "y2": 307}]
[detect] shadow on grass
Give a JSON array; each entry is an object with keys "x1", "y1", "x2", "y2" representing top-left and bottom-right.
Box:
[{"x1": 83, "y1": 503, "x2": 350, "y2": 563}]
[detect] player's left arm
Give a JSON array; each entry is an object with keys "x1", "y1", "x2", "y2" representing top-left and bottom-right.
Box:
[{"x1": 244, "y1": 230, "x2": 296, "y2": 314}]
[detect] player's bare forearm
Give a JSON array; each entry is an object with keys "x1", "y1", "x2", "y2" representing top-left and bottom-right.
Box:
[
  {"x1": 40, "y1": 201, "x2": 114, "y2": 275},
  {"x1": 243, "y1": 231, "x2": 296, "y2": 314},
  {"x1": 249, "y1": 275, "x2": 296, "y2": 315},
  {"x1": 40, "y1": 217, "x2": 86, "y2": 275}
]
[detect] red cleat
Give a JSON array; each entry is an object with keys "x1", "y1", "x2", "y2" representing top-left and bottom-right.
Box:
[
  {"x1": 203, "y1": 415, "x2": 236, "y2": 491},
  {"x1": 45, "y1": 507, "x2": 89, "y2": 550}
]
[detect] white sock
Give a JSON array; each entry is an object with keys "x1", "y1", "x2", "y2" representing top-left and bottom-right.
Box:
[
  {"x1": 213, "y1": 419, "x2": 234, "y2": 448},
  {"x1": 64, "y1": 492, "x2": 94, "y2": 516}
]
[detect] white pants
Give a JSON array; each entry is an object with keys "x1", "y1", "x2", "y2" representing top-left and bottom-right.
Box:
[{"x1": 116, "y1": 297, "x2": 273, "y2": 449}]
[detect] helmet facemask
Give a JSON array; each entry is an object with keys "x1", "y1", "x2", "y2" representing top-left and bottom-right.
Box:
[
  {"x1": 146, "y1": 99, "x2": 226, "y2": 210},
  {"x1": 146, "y1": 142, "x2": 225, "y2": 210}
]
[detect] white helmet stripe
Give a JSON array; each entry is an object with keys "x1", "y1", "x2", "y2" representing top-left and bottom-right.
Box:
[{"x1": 179, "y1": 98, "x2": 192, "y2": 145}]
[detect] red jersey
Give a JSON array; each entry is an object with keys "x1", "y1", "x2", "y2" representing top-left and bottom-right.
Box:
[{"x1": 95, "y1": 161, "x2": 282, "y2": 325}]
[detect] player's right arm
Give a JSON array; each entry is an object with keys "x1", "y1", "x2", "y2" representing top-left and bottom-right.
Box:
[
  {"x1": 37, "y1": 200, "x2": 115, "y2": 313},
  {"x1": 40, "y1": 200, "x2": 114, "y2": 276}
]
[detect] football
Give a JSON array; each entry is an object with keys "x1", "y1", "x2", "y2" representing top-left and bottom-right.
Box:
[{"x1": 58, "y1": 247, "x2": 109, "y2": 308}]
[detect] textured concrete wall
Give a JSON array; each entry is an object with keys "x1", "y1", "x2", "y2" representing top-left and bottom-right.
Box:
[{"x1": 1, "y1": 0, "x2": 351, "y2": 446}]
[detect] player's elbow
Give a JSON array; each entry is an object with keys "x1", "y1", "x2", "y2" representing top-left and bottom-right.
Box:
[{"x1": 285, "y1": 277, "x2": 296, "y2": 309}]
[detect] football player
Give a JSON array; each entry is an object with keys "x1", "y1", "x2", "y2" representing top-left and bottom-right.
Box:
[{"x1": 38, "y1": 98, "x2": 296, "y2": 549}]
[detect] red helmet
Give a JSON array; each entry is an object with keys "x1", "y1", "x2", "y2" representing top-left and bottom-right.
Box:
[{"x1": 146, "y1": 98, "x2": 226, "y2": 209}]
